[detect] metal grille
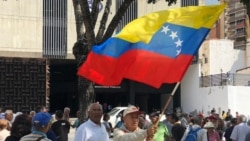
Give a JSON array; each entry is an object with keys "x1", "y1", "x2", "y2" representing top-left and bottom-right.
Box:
[
  {"x1": 0, "y1": 58, "x2": 49, "y2": 113},
  {"x1": 200, "y1": 73, "x2": 250, "y2": 87},
  {"x1": 181, "y1": 0, "x2": 198, "y2": 7},
  {"x1": 116, "y1": 0, "x2": 137, "y2": 33},
  {"x1": 43, "y1": 0, "x2": 67, "y2": 59}
]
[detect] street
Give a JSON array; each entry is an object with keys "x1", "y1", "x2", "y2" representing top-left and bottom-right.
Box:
[{"x1": 68, "y1": 127, "x2": 75, "y2": 141}]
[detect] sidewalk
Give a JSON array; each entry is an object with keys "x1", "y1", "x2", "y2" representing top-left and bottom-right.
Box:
[
  {"x1": 68, "y1": 118, "x2": 76, "y2": 141},
  {"x1": 68, "y1": 127, "x2": 75, "y2": 141}
]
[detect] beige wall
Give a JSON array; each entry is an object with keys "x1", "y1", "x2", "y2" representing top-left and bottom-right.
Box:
[
  {"x1": 200, "y1": 40, "x2": 210, "y2": 76},
  {"x1": 0, "y1": 0, "x2": 43, "y2": 58},
  {"x1": 67, "y1": 0, "x2": 77, "y2": 59},
  {"x1": 0, "y1": 0, "x2": 205, "y2": 59},
  {"x1": 138, "y1": 0, "x2": 181, "y2": 17}
]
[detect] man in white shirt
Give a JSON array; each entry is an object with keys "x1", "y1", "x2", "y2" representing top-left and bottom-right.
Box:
[
  {"x1": 230, "y1": 114, "x2": 250, "y2": 141},
  {"x1": 74, "y1": 103, "x2": 109, "y2": 141}
]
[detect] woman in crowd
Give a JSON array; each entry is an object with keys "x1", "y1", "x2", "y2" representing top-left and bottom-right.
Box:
[
  {"x1": 102, "y1": 113, "x2": 113, "y2": 137},
  {"x1": 5, "y1": 114, "x2": 32, "y2": 141},
  {"x1": 0, "y1": 119, "x2": 10, "y2": 141},
  {"x1": 204, "y1": 121, "x2": 220, "y2": 141}
]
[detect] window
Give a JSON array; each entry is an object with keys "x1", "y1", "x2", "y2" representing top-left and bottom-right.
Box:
[
  {"x1": 116, "y1": 0, "x2": 137, "y2": 33},
  {"x1": 43, "y1": 0, "x2": 67, "y2": 59}
]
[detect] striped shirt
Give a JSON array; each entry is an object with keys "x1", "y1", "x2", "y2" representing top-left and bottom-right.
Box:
[{"x1": 20, "y1": 131, "x2": 51, "y2": 141}]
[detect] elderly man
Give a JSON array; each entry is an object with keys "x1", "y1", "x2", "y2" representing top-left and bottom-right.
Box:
[
  {"x1": 20, "y1": 112, "x2": 52, "y2": 141},
  {"x1": 230, "y1": 114, "x2": 250, "y2": 141},
  {"x1": 113, "y1": 105, "x2": 157, "y2": 141},
  {"x1": 74, "y1": 103, "x2": 109, "y2": 141},
  {"x1": 63, "y1": 107, "x2": 70, "y2": 121},
  {"x1": 3, "y1": 109, "x2": 14, "y2": 130}
]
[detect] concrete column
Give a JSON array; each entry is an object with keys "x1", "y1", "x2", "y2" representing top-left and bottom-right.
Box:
[{"x1": 246, "y1": 38, "x2": 250, "y2": 67}]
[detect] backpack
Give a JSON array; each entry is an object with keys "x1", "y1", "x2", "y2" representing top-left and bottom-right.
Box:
[{"x1": 184, "y1": 127, "x2": 201, "y2": 141}]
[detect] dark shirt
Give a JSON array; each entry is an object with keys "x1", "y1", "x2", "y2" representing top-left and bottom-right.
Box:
[
  {"x1": 171, "y1": 123, "x2": 186, "y2": 141},
  {"x1": 46, "y1": 129, "x2": 58, "y2": 141},
  {"x1": 245, "y1": 132, "x2": 250, "y2": 141},
  {"x1": 224, "y1": 126, "x2": 235, "y2": 141},
  {"x1": 51, "y1": 120, "x2": 70, "y2": 141},
  {"x1": 5, "y1": 135, "x2": 20, "y2": 141}
]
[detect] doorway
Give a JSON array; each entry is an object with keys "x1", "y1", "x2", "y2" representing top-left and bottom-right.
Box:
[{"x1": 49, "y1": 59, "x2": 78, "y2": 116}]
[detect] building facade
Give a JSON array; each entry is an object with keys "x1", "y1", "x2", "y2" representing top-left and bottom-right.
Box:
[
  {"x1": 2, "y1": 0, "x2": 207, "y2": 114},
  {"x1": 182, "y1": 40, "x2": 250, "y2": 116},
  {"x1": 225, "y1": 0, "x2": 247, "y2": 50}
]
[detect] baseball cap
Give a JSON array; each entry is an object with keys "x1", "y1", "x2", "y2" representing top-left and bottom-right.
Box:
[
  {"x1": 32, "y1": 112, "x2": 52, "y2": 128},
  {"x1": 231, "y1": 118, "x2": 237, "y2": 124},
  {"x1": 165, "y1": 112, "x2": 172, "y2": 116},
  {"x1": 150, "y1": 112, "x2": 159, "y2": 117},
  {"x1": 204, "y1": 121, "x2": 215, "y2": 128},
  {"x1": 198, "y1": 113, "x2": 204, "y2": 118},
  {"x1": 208, "y1": 115, "x2": 217, "y2": 120},
  {"x1": 123, "y1": 106, "x2": 142, "y2": 117}
]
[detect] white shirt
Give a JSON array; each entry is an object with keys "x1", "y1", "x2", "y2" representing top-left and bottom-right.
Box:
[
  {"x1": 113, "y1": 125, "x2": 147, "y2": 141},
  {"x1": 74, "y1": 119, "x2": 109, "y2": 141},
  {"x1": 0, "y1": 129, "x2": 10, "y2": 141},
  {"x1": 230, "y1": 122, "x2": 250, "y2": 141}
]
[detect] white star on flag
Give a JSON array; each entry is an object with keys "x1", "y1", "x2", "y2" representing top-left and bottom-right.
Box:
[
  {"x1": 170, "y1": 31, "x2": 178, "y2": 40},
  {"x1": 161, "y1": 25, "x2": 183, "y2": 57},
  {"x1": 161, "y1": 25, "x2": 170, "y2": 34},
  {"x1": 175, "y1": 39, "x2": 183, "y2": 47},
  {"x1": 176, "y1": 49, "x2": 181, "y2": 56}
]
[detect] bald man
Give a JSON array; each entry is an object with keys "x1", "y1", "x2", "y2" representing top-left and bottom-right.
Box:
[{"x1": 74, "y1": 103, "x2": 109, "y2": 141}]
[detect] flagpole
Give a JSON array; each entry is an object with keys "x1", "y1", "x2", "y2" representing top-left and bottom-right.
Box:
[{"x1": 155, "y1": 82, "x2": 180, "y2": 126}]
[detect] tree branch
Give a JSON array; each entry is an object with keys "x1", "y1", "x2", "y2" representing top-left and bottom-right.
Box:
[
  {"x1": 96, "y1": 0, "x2": 112, "y2": 43},
  {"x1": 78, "y1": 0, "x2": 96, "y2": 50},
  {"x1": 72, "y1": 0, "x2": 85, "y2": 40},
  {"x1": 91, "y1": 0, "x2": 101, "y2": 28},
  {"x1": 101, "y1": 0, "x2": 135, "y2": 43}
]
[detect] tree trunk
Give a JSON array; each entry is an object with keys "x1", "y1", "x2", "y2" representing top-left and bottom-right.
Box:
[
  {"x1": 72, "y1": 0, "x2": 136, "y2": 123},
  {"x1": 72, "y1": 0, "x2": 96, "y2": 123},
  {"x1": 78, "y1": 77, "x2": 95, "y2": 122},
  {"x1": 73, "y1": 41, "x2": 94, "y2": 123}
]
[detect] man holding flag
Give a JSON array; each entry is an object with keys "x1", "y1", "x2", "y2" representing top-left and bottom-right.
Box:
[
  {"x1": 78, "y1": 3, "x2": 226, "y2": 140},
  {"x1": 113, "y1": 105, "x2": 157, "y2": 141},
  {"x1": 77, "y1": 4, "x2": 226, "y2": 89}
]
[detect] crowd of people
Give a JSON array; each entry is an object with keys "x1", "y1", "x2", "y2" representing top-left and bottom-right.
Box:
[
  {"x1": 0, "y1": 106, "x2": 72, "y2": 141},
  {"x1": 1, "y1": 105, "x2": 250, "y2": 141},
  {"x1": 73, "y1": 104, "x2": 250, "y2": 141}
]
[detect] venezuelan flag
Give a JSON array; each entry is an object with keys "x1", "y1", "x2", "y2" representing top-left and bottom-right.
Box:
[{"x1": 78, "y1": 4, "x2": 226, "y2": 88}]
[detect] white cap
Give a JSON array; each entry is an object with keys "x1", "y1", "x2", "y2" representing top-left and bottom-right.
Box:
[
  {"x1": 204, "y1": 121, "x2": 215, "y2": 128},
  {"x1": 123, "y1": 106, "x2": 142, "y2": 117}
]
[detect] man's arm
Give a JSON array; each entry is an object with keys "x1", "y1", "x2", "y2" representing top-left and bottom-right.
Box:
[{"x1": 113, "y1": 128, "x2": 147, "y2": 141}]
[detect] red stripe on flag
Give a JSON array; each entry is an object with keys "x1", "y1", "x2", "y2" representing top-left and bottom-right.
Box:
[{"x1": 78, "y1": 50, "x2": 193, "y2": 88}]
